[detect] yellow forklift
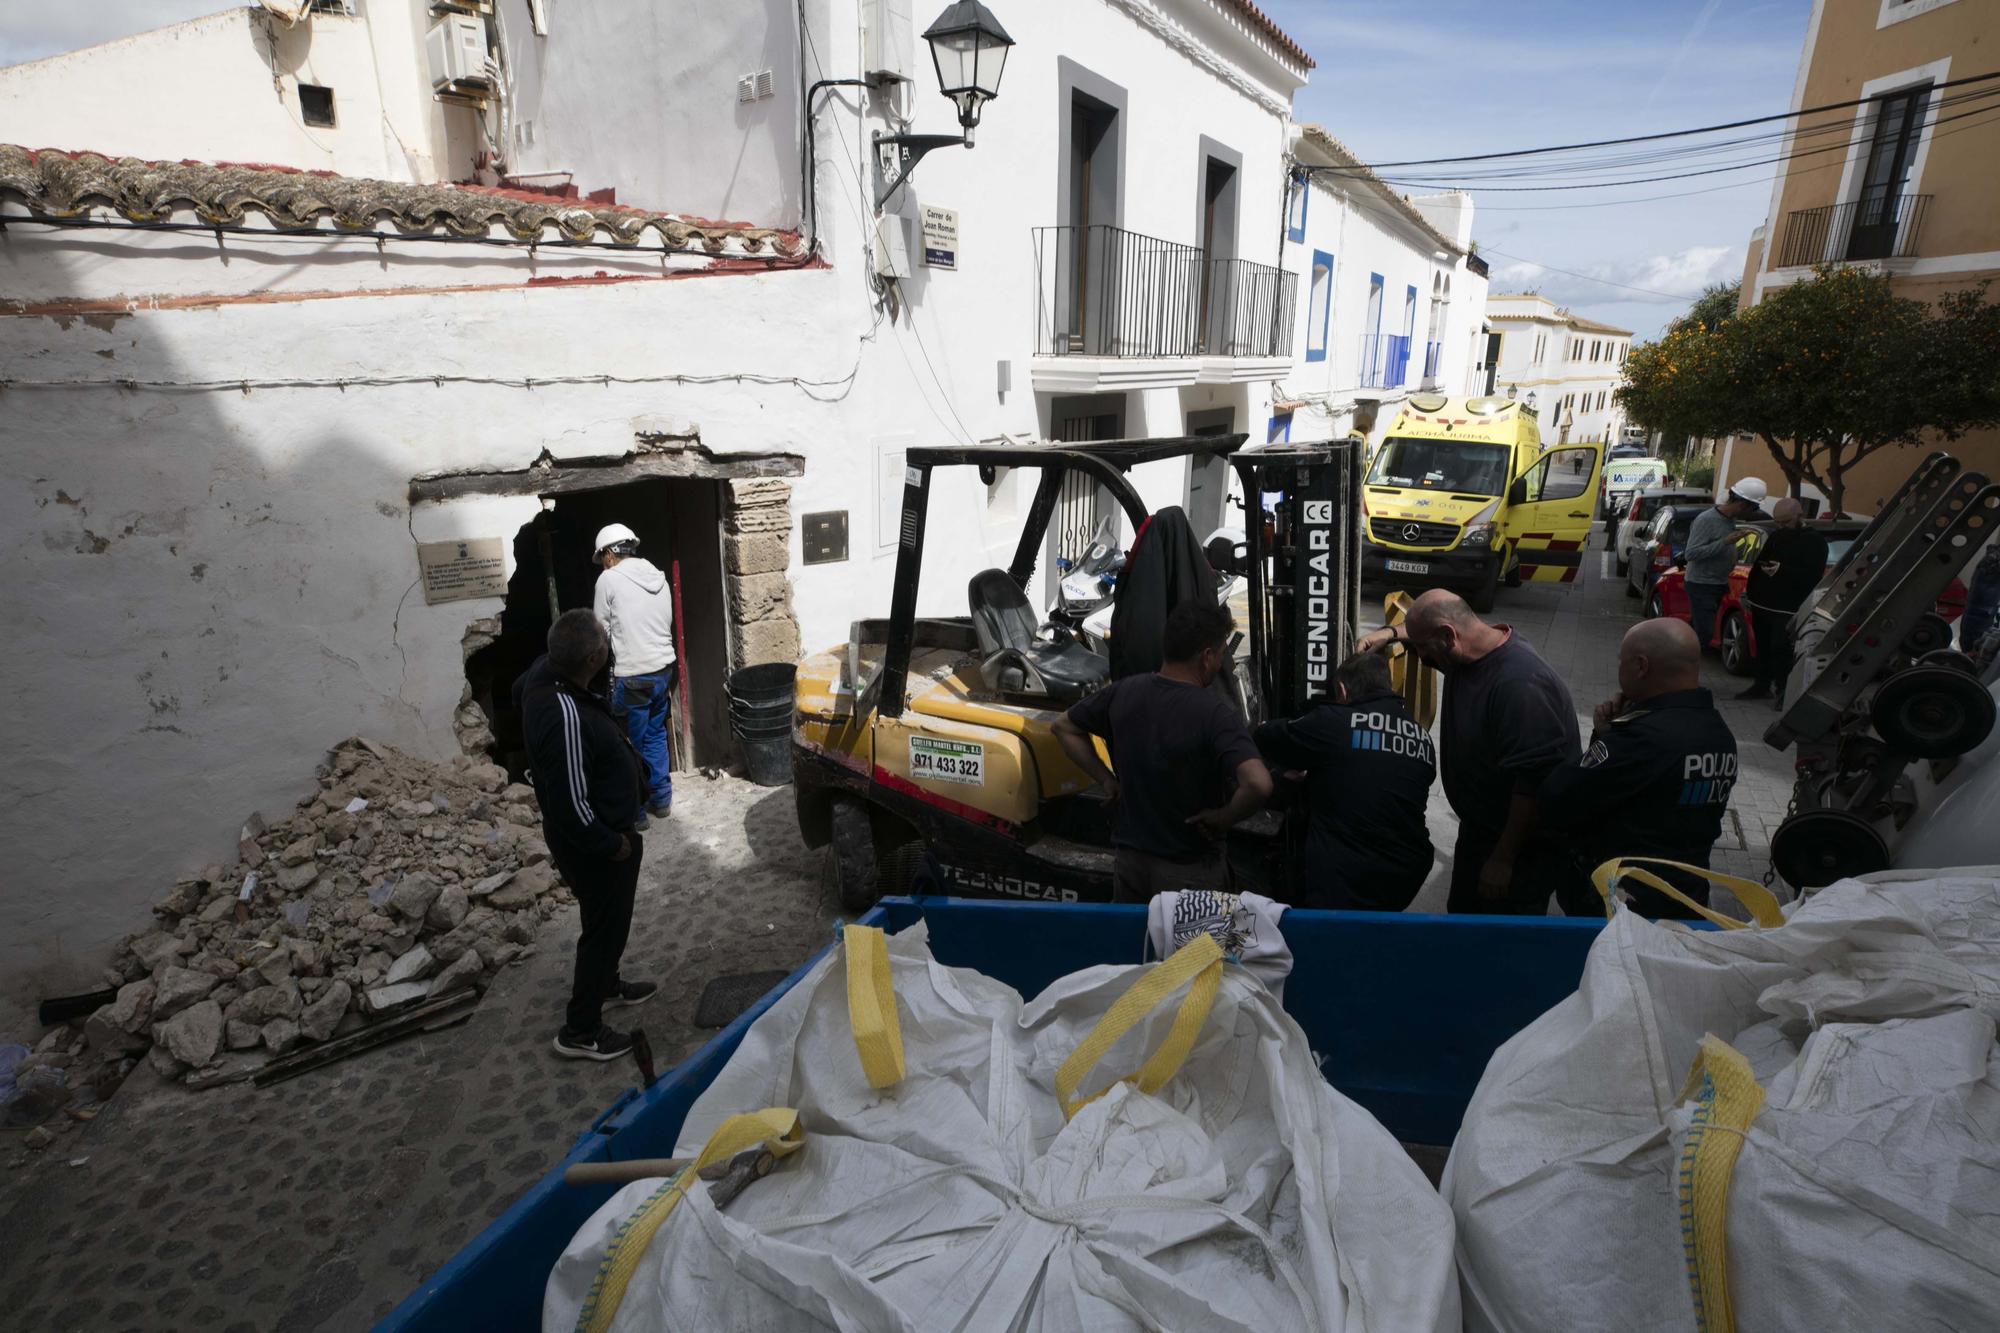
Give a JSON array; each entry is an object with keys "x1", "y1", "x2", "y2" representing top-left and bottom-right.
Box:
[{"x1": 791, "y1": 434, "x2": 1365, "y2": 911}]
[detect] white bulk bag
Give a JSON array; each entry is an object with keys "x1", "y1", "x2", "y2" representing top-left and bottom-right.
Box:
[
  {"x1": 1445, "y1": 864, "x2": 2000, "y2": 1332},
  {"x1": 546, "y1": 922, "x2": 1459, "y2": 1332}
]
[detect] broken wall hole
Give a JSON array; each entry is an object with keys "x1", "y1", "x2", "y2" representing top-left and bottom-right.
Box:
[{"x1": 464, "y1": 477, "x2": 737, "y2": 780}]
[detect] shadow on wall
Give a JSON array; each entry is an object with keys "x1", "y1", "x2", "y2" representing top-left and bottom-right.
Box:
[{"x1": 0, "y1": 261, "x2": 489, "y2": 1033}]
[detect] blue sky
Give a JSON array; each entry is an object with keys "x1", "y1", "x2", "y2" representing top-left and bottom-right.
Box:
[
  {"x1": 1266, "y1": 0, "x2": 1813, "y2": 338},
  {"x1": 4, "y1": 0, "x2": 1811, "y2": 341}
]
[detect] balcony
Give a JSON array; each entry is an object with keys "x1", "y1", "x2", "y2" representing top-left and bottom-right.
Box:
[
  {"x1": 1358, "y1": 332, "x2": 1412, "y2": 392},
  {"x1": 1031, "y1": 225, "x2": 1296, "y2": 391},
  {"x1": 1775, "y1": 192, "x2": 1931, "y2": 267}
]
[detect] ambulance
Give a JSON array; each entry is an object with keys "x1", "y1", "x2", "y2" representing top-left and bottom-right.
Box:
[{"x1": 1360, "y1": 393, "x2": 1604, "y2": 611}]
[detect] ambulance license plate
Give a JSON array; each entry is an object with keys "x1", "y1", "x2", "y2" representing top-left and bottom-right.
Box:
[{"x1": 1385, "y1": 559, "x2": 1430, "y2": 574}]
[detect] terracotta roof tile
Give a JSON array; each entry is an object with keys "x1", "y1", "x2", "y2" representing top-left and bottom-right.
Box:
[
  {"x1": 1221, "y1": 0, "x2": 1314, "y2": 69},
  {"x1": 0, "y1": 145, "x2": 804, "y2": 257}
]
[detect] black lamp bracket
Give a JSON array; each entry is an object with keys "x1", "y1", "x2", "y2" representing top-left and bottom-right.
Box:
[{"x1": 873, "y1": 131, "x2": 971, "y2": 210}]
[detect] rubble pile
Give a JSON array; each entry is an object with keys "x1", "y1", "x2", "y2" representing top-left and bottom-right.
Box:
[{"x1": 9, "y1": 738, "x2": 570, "y2": 1148}]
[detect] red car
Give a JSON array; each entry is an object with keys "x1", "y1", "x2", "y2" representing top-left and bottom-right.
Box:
[{"x1": 1647, "y1": 519, "x2": 1967, "y2": 675}]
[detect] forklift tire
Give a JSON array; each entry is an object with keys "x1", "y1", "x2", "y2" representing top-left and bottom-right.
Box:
[
  {"x1": 829, "y1": 798, "x2": 881, "y2": 915},
  {"x1": 1469, "y1": 557, "x2": 1501, "y2": 613}
]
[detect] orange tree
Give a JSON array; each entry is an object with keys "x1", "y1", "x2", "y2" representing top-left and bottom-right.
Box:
[{"x1": 1620, "y1": 266, "x2": 2000, "y2": 512}]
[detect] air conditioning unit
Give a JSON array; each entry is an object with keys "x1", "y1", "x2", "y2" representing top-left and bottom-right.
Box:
[{"x1": 426, "y1": 14, "x2": 489, "y2": 90}]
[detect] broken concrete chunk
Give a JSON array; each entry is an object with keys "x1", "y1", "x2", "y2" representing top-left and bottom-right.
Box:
[
  {"x1": 468, "y1": 870, "x2": 513, "y2": 899},
  {"x1": 231, "y1": 982, "x2": 303, "y2": 1025},
  {"x1": 130, "y1": 931, "x2": 192, "y2": 974},
  {"x1": 427, "y1": 949, "x2": 483, "y2": 998},
  {"x1": 148, "y1": 1044, "x2": 190, "y2": 1081},
  {"x1": 387, "y1": 873, "x2": 442, "y2": 922},
  {"x1": 260, "y1": 1018, "x2": 302, "y2": 1056},
  {"x1": 225, "y1": 1020, "x2": 262, "y2": 1051},
  {"x1": 199, "y1": 894, "x2": 237, "y2": 924},
  {"x1": 85, "y1": 992, "x2": 153, "y2": 1057},
  {"x1": 299, "y1": 981, "x2": 352, "y2": 1042},
  {"x1": 155, "y1": 999, "x2": 223, "y2": 1068},
  {"x1": 274, "y1": 862, "x2": 320, "y2": 894},
  {"x1": 101, "y1": 979, "x2": 158, "y2": 1036},
  {"x1": 465, "y1": 762, "x2": 509, "y2": 793},
  {"x1": 363, "y1": 981, "x2": 431, "y2": 1013},
  {"x1": 155, "y1": 881, "x2": 205, "y2": 920},
  {"x1": 151, "y1": 966, "x2": 219, "y2": 1020},
  {"x1": 426, "y1": 884, "x2": 469, "y2": 933},
  {"x1": 253, "y1": 946, "x2": 294, "y2": 987},
  {"x1": 384, "y1": 944, "x2": 436, "y2": 986},
  {"x1": 277, "y1": 832, "x2": 321, "y2": 867}
]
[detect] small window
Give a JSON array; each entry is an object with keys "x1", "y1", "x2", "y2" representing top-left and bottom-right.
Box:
[
  {"x1": 1286, "y1": 174, "x2": 1308, "y2": 243},
  {"x1": 1268, "y1": 412, "x2": 1293, "y2": 443},
  {"x1": 299, "y1": 84, "x2": 336, "y2": 127},
  {"x1": 1306, "y1": 250, "x2": 1333, "y2": 363}
]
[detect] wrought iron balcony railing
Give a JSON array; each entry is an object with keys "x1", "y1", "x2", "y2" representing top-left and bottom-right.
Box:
[
  {"x1": 1775, "y1": 192, "x2": 1931, "y2": 267},
  {"x1": 1033, "y1": 225, "x2": 1297, "y2": 359}
]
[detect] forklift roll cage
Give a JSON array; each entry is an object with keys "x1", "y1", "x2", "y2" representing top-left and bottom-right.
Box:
[{"x1": 877, "y1": 433, "x2": 1363, "y2": 725}]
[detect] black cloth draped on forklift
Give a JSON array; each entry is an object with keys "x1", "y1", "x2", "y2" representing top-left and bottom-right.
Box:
[{"x1": 1109, "y1": 506, "x2": 1218, "y2": 679}]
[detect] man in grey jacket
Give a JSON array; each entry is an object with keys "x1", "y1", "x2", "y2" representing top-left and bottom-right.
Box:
[
  {"x1": 592, "y1": 523, "x2": 678, "y2": 820},
  {"x1": 1682, "y1": 477, "x2": 1767, "y2": 649}
]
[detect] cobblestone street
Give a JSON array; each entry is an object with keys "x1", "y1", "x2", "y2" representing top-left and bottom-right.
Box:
[{"x1": 0, "y1": 534, "x2": 1796, "y2": 1330}]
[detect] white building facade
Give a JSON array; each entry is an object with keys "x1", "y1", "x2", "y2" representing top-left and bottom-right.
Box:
[
  {"x1": 1272, "y1": 126, "x2": 1491, "y2": 447},
  {"x1": 1486, "y1": 294, "x2": 1633, "y2": 444},
  {"x1": 0, "y1": 1, "x2": 1317, "y2": 1008}
]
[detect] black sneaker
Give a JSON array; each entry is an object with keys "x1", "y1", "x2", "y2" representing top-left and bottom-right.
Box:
[
  {"x1": 1735, "y1": 686, "x2": 1772, "y2": 701},
  {"x1": 553, "y1": 1025, "x2": 635, "y2": 1061},
  {"x1": 632, "y1": 811, "x2": 651, "y2": 831},
  {"x1": 648, "y1": 801, "x2": 672, "y2": 819},
  {"x1": 602, "y1": 979, "x2": 658, "y2": 1011}
]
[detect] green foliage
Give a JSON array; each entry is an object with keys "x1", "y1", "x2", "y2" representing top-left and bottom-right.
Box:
[
  {"x1": 1672, "y1": 281, "x2": 1741, "y2": 334},
  {"x1": 1616, "y1": 266, "x2": 2000, "y2": 512}
]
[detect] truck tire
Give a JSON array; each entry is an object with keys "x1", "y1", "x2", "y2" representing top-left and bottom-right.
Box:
[
  {"x1": 1502, "y1": 549, "x2": 1523, "y2": 589},
  {"x1": 829, "y1": 798, "x2": 880, "y2": 915},
  {"x1": 1469, "y1": 556, "x2": 1501, "y2": 612}
]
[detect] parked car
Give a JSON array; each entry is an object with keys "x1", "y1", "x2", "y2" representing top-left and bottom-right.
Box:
[
  {"x1": 1646, "y1": 519, "x2": 1971, "y2": 675},
  {"x1": 1624, "y1": 503, "x2": 1704, "y2": 601},
  {"x1": 1612, "y1": 488, "x2": 1711, "y2": 576},
  {"x1": 1608, "y1": 443, "x2": 1650, "y2": 460}
]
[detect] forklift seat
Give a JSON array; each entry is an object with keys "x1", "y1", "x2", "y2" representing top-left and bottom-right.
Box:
[{"x1": 967, "y1": 569, "x2": 1109, "y2": 702}]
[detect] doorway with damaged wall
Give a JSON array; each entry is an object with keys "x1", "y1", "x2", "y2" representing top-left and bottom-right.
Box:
[{"x1": 419, "y1": 445, "x2": 803, "y2": 783}]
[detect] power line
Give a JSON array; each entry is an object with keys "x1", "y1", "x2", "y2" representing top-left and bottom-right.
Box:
[
  {"x1": 1344, "y1": 69, "x2": 2000, "y2": 170},
  {"x1": 1479, "y1": 246, "x2": 1699, "y2": 302}
]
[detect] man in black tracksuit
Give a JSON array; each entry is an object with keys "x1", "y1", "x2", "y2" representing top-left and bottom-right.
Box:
[
  {"x1": 1255, "y1": 652, "x2": 1435, "y2": 910},
  {"x1": 1539, "y1": 617, "x2": 1739, "y2": 918},
  {"x1": 1738, "y1": 497, "x2": 1829, "y2": 701},
  {"x1": 516, "y1": 609, "x2": 656, "y2": 1059}
]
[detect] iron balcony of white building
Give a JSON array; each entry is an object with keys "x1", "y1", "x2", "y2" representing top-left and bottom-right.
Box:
[
  {"x1": 1357, "y1": 332, "x2": 1413, "y2": 394},
  {"x1": 1775, "y1": 192, "x2": 1931, "y2": 268},
  {"x1": 1030, "y1": 224, "x2": 1297, "y2": 393}
]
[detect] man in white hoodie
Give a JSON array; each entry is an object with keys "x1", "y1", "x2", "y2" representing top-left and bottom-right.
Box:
[{"x1": 591, "y1": 524, "x2": 678, "y2": 820}]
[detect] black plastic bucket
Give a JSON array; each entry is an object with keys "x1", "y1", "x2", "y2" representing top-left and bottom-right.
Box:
[{"x1": 728, "y1": 663, "x2": 798, "y2": 787}]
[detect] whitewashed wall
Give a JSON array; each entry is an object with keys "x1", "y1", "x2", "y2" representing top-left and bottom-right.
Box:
[
  {"x1": 0, "y1": 4, "x2": 469, "y2": 184},
  {"x1": 0, "y1": 0, "x2": 1311, "y2": 1008}
]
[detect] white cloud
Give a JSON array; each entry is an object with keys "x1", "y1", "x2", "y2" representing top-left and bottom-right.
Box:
[
  {"x1": 1492, "y1": 244, "x2": 1737, "y2": 307},
  {"x1": 0, "y1": 2, "x2": 243, "y2": 68}
]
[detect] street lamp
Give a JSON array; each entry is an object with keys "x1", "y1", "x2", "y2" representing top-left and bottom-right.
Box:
[{"x1": 874, "y1": 1, "x2": 1014, "y2": 209}]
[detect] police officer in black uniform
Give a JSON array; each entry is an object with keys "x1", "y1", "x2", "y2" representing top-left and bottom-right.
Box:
[
  {"x1": 1539, "y1": 617, "x2": 1739, "y2": 918},
  {"x1": 1255, "y1": 651, "x2": 1436, "y2": 910}
]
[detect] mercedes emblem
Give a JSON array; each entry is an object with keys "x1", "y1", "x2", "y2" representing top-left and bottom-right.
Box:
[{"x1": 1401, "y1": 522, "x2": 1423, "y2": 542}]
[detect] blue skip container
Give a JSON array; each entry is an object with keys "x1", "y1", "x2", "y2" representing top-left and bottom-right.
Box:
[{"x1": 380, "y1": 898, "x2": 1606, "y2": 1330}]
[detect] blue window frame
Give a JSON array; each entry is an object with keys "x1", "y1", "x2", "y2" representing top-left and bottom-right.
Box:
[
  {"x1": 1268, "y1": 412, "x2": 1293, "y2": 443},
  {"x1": 1305, "y1": 249, "x2": 1334, "y2": 363}
]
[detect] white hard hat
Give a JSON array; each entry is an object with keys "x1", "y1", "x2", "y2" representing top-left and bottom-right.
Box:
[
  {"x1": 593, "y1": 523, "x2": 639, "y2": 555},
  {"x1": 1728, "y1": 477, "x2": 1769, "y2": 505}
]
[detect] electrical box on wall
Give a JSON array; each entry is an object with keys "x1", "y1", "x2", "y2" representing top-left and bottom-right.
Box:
[
  {"x1": 863, "y1": 0, "x2": 915, "y2": 84},
  {"x1": 737, "y1": 69, "x2": 776, "y2": 103},
  {"x1": 801, "y1": 511, "x2": 850, "y2": 565},
  {"x1": 873, "y1": 213, "x2": 912, "y2": 279},
  {"x1": 426, "y1": 14, "x2": 489, "y2": 91}
]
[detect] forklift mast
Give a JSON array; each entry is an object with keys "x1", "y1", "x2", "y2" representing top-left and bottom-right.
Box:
[{"x1": 1231, "y1": 439, "x2": 1366, "y2": 723}]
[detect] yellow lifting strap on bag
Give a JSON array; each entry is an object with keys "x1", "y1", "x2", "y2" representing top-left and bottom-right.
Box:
[
  {"x1": 1675, "y1": 1037, "x2": 1766, "y2": 1333},
  {"x1": 843, "y1": 924, "x2": 906, "y2": 1090},
  {"x1": 576, "y1": 1107, "x2": 805, "y2": 1333},
  {"x1": 1054, "y1": 932, "x2": 1224, "y2": 1122},
  {"x1": 1592, "y1": 857, "x2": 1785, "y2": 930}
]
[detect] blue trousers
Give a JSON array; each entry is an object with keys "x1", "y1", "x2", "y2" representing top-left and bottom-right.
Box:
[
  {"x1": 612, "y1": 667, "x2": 676, "y2": 808},
  {"x1": 1686, "y1": 581, "x2": 1726, "y2": 650}
]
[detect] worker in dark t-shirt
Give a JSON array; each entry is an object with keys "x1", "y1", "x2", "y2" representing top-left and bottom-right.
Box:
[
  {"x1": 1255, "y1": 651, "x2": 1435, "y2": 910},
  {"x1": 1358, "y1": 590, "x2": 1582, "y2": 914},
  {"x1": 1054, "y1": 600, "x2": 1272, "y2": 902}
]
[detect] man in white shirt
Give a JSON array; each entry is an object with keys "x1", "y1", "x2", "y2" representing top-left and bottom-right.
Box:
[{"x1": 591, "y1": 524, "x2": 678, "y2": 820}]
